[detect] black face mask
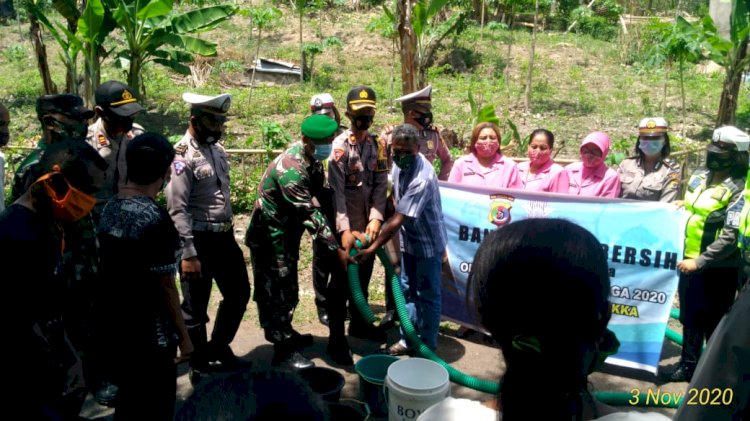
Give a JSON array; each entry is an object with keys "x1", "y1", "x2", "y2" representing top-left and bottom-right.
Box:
[
  {"x1": 102, "y1": 112, "x2": 135, "y2": 134},
  {"x1": 48, "y1": 118, "x2": 88, "y2": 142},
  {"x1": 353, "y1": 115, "x2": 374, "y2": 131},
  {"x1": 414, "y1": 111, "x2": 433, "y2": 128},
  {"x1": 706, "y1": 151, "x2": 734, "y2": 171}
]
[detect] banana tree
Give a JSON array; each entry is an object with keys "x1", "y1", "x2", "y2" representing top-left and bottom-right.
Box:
[
  {"x1": 78, "y1": 0, "x2": 117, "y2": 106},
  {"x1": 706, "y1": 0, "x2": 749, "y2": 125},
  {"x1": 112, "y1": 0, "x2": 237, "y2": 97}
]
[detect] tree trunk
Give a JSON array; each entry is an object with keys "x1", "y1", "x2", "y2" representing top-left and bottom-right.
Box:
[
  {"x1": 480, "y1": 0, "x2": 485, "y2": 42},
  {"x1": 504, "y1": 4, "x2": 513, "y2": 95},
  {"x1": 524, "y1": 0, "x2": 539, "y2": 111},
  {"x1": 661, "y1": 61, "x2": 670, "y2": 115},
  {"x1": 679, "y1": 59, "x2": 685, "y2": 135},
  {"x1": 397, "y1": 0, "x2": 418, "y2": 94},
  {"x1": 716, "y1": 36, "x2": 749, "y2": 126},
  {"x1": 299, "y1": 13, "x2": 304, "y2": 83},
  {"x1": 128, "y1": 55, "x2": 142, "y2": 100},
  {"x1": 29, "y1": 15, "x2": 56, "y2": 95}
]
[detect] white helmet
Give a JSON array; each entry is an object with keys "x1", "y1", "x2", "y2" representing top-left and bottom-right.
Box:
[{"x1": 712, "y1": 126, "x2": 750, "y2": 152}]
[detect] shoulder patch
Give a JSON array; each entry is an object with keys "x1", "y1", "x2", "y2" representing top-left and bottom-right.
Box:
[
  {"x1": 175, "y1": 144, "x2": 188, "y2": 156},
  {"x1": 173, "y1": 160, "x2": 187, "y2": 176},
  {"x1": 97, "y1": 134, "x2": 109, "y2": 147}
]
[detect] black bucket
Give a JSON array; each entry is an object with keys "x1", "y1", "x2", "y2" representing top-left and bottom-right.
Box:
[
  {"x1": 328, "y1": 402, "x2": 367, "y2": 421},
  {"x1": 298, "y1": 367, "x2": 345, "y2": 403}
]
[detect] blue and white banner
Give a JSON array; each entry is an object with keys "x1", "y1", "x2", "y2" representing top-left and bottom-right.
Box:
[{"x1": 439, "y1": 182, "x2": 688, "y2": 374}]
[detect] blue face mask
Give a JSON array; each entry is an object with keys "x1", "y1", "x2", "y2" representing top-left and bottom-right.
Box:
[
  {"x1": 638, "y1": 138, "x2": 664, "y2": 157},
  {"x1": 313, "y1": 143, "x2": 332, "y2": 161}
]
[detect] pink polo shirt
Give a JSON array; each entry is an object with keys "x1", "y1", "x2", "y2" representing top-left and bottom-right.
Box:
[
  {"x1": 517, "y1": 160, "x2": 569, "y2": 193},
  {"x1": 564, "y1": 162, "x2": 621, "y2": 198},
  {"x1": 448, "y1": 153, "x2": 521, "y2": 189}
]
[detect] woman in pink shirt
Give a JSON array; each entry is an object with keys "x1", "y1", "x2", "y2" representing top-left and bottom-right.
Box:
[
  {"x1": 448, "y1": 122, "x2": 520, "y2": 189},
  {"x1": 564, "y1": 131, "x2": 621, "y2": 197},
  {"x1": 517, "y1": 129, "x2": 569, "y2": 193}
]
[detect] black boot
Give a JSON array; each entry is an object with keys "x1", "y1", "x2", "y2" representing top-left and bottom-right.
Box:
[
  {"x1": 187, "y1": 325, "x2": 209, "y2": 385},
  {"x1": 668, "y1": 364, "x2": 695, "y2": 382},
  {"x1": 326, "y1": 336, "x2": 354, "y2": 366},
  {"x1": 272, "y1": 339, "x2": 315, "y2": 370},
  {"x1": 206, "y1": 342, "x2": 253, "y2": 372},
  {"x1": 316, "y1": 302, "x2": 329, "y2": 326}
]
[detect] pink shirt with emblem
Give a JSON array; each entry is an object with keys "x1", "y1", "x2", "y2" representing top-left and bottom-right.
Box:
[
  {"x1": 448, "y1": 153, "x2": 521, "y2": 189},
  {"x1": 564, "y1": 162, "x2": 621, "y2": 198},
  {"x1": 517, "y1": 160, "x2": 569, "y2": 193}
]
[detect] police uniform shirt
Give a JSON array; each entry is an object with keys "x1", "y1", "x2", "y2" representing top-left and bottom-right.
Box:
[
  {"x1": 618, "y1": 157, "x2": 681, "y2": 202},
  {"x1": 329, "y1": 129, "x2": 388, "y2": 233},
  {"x1": 381, "y1": 124, "x2": 453, "y2": 180},
  {"x1": 166, "y1": 131, "x2": 232, "y2": 260},
  {"x1": 86, "y1": 118, "x2": 145, "y2": 203}
]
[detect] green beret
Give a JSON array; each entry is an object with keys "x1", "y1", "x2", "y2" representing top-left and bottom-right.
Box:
[{"x1": 301, "y1": 114, "x2": 338, "y2": 141}]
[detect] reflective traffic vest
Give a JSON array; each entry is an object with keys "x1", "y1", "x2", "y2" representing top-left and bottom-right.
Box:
[
  {"x1": 738, "y1": 172, "x2": 750, "y2": 250},
  {"x1": 684, "y1": 170, "x2": 741, "y2": 258}
]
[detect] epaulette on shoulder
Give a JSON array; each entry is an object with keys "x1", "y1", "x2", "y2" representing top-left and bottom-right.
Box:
[
  {"x1": 663, "y1": 157, "x2": 680, "y2": 170},
  {"x1": 174, "y1": 143, "x2": 188, "y2": 156}
]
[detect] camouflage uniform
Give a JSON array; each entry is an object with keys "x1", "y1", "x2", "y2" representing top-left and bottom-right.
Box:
[
  {"x1": 86, "y1": 118, "x2": 145, "y2": 217},
  {"x1": 245, "y1": 141, "x2": 340, "y2": 343},
  {"x1": 618, "y1": 156, "x2": 681, "y2": 202}
]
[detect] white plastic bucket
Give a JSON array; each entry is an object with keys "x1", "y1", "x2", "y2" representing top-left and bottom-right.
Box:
[{"x1": 384, "y1": 357, "x2": 451, "y2": 421}]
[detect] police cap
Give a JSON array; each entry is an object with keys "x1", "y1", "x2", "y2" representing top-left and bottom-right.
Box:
[
  {"x1": 183, "y1": 92, "x2": 232, "y2": 114},
  {"x1": 36, "y1": 94, "x2": 95, "y2": 122},
  {"x1": 346, "y1": 86, "x2": 377, "y2": 111},
  {"x1": 96, "y1": 80, "x2": 144, "y2": 117}
]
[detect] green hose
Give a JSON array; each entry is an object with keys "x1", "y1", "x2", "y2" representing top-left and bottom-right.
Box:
[
  {"x1": 670, "y1": 308, "x2": 680, "y2": 320},
  {"x1": 347, "y1": 241, "x2": 500, "y2": 394},
  {"x1": 346, "y1": 241, "x2": 683, "y2": 405}
]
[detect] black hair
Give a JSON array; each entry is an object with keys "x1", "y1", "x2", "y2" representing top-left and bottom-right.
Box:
[
  {"x1": 175, "y1": 369, "x2": 328, "y2": 421},
  {"x1": 125, "y1": 132, "x2": 175, "y2": 185},
  {"x1": 731, "y1": 151, "x2": 749, "y2": 179},
  {"x1": 634, "y1": 133, "x2": 671, "y2": 160},
  {"x1": 467, "y1": 218, "x2": 611, "y2": 421},
  {"x1": 529, "y1": 128, "x2": 555, "y2": 149},
  {"x1": 36, "y1": 138, "x2": 107, "y2": 195},
  {"x1": 392, "y1": 124, "x2": 419, "y2": 147}
]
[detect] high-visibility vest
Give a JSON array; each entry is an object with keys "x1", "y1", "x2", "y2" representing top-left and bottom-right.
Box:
[
  {"x1": 684, "y1": 170, "x2": 741, "y2": 258},
  {"x1": 738, "y1": 171, "x2": 750, "y2": 250}
]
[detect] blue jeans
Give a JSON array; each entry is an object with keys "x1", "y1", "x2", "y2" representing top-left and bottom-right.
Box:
[{"x1": 399, "y1": 252, "x2": 443, "y2": 350}]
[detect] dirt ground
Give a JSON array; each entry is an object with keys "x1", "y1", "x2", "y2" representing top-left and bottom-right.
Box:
[{"x1": 79, "y1": 220, "x2": 683, "y2": 420}]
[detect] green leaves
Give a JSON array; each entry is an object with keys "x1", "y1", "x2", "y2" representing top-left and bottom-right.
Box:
[
  {"x1": 170, "y1": 5, "x2": 237, "y2": 33},
  {"x1": 136, "y1": 0, "x2": 171, "y2": 21}
]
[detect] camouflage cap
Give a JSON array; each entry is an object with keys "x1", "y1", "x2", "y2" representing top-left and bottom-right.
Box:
[{"x1": 301, "y1": 114, "x2": 338, "y2": 142}]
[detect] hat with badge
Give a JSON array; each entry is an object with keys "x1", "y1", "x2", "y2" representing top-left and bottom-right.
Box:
[
  {"x1": 346, "y1": 86, "x2": 377, "y2": 111},
  {"x1": 395, "y1": 85, "x2": 433, "y2": 110},
  {"x1": 310, "y1": 93, "x2": 335, "y2": 114},
  {"x1": 183, "y1": 92, "x2": 232, "y2": 114},
  {"x1": 95, "y1": 80, "x2": 144, "y2": 117},
  {"x1": 638, "y1": 117, "x2": 668, "y2": 137},
  {"x1": 711, "y1": 125, "x2": 750, "y2": 152},
  {"x1": 301, "y1": 114, "x2": 338, "y2": 141},
  {"x1": 36, "y1": 94, "x2": 95, "y2": 122}
]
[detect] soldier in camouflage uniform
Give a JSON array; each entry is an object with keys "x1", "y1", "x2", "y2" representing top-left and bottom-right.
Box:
[
  {"x1": 246, "y1": 114, "x2": 349, "y2": 370},
  {"x1": 166, "y1": 93, "x2": 251, "y2": 383},
  {"x1": 11, "y1": 95, "x2": 93, "y2": 200},
  {"x1": 9, "y1": 95, "x2": 102, "y2": 397}
]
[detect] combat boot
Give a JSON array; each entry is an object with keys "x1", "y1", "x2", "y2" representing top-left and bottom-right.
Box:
[{"x1": 272, "y1": 339, "x2": 315, "y2": 371}]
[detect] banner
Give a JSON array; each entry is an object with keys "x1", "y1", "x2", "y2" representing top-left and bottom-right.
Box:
[{"x1": 439, "y1": 182, "x2": 687, "y2": 374}]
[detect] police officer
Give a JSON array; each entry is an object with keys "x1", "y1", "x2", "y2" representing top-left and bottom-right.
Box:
[
  {"x1": 165, "y1": 93, "x2": 251, "y2": 383},
  {"x1": 246, "y1": 114, "x2": 349, "y2": 370},
  {"x1": 11, "y1": 94, "x2": 94, "y2": 200},
  {"x1": 309, "y1": 93, "x2": 345, "y2": 327},
  {"x1": 671, "y1": 125, "x2": 749, "y2": 382},
  {"x1": 381, "y1": 85, "x2": 454, "y2": 180},
  {"x1": 326, "y1": 86, "x2": 389, "y2": 364},
  {"x1": 87, "y1": 80, "x2": 145, "y2": 217},
  {"x1": 618, "y1": 117, "x2": 681, "y2": 202},
  {"x1": 729, "y1": 128, "x2": 750, "y2": 287}
]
